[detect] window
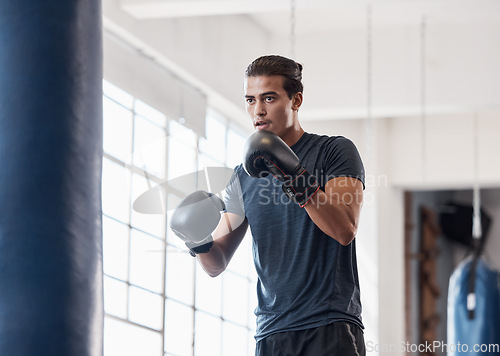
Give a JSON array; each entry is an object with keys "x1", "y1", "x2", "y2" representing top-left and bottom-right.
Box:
[{"x1": 102, "y1": 80, "x2": 255, "y2": 356}]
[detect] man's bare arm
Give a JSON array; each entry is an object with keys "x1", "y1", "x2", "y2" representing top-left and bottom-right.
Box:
[
  {"x1": 197, "y1": 212, "x2": 248, "y2": 277},
  {"x1": 304, "y1": 177, "x2": 363, "y2": 246}
]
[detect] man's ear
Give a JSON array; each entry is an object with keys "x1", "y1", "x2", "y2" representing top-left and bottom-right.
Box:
[{"x1": 292, "y1": 92, "x2": 303, "y2": 111}]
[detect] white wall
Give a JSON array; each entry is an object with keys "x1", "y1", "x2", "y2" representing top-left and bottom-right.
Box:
[
  {"x1": 389, "y1": 111, "x2": 500, "y2": 189},
  {"x1": 275, "y1": 18, "x2": 500, "y2": 120}
]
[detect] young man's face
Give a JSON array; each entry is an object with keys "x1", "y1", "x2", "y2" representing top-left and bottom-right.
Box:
[{"x1": 244, "y1": 75, "x2": 302, "y2": 140}]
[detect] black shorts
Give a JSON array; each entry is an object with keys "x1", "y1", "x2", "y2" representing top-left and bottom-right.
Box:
[{"x1": 255, "y1": 321, "x2": 366, "y2": 356}]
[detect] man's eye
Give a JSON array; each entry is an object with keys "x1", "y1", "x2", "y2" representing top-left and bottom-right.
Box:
[
  {"x1": 265, "y1": 96, "x2": 274, "y2": 102},
  {"x1": 246, "y1": 98, "x2": 254, "y2": 104}
]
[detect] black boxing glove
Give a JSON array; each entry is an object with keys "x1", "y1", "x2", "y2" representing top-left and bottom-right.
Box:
[
  {"x1": 243, "y1": 130, "x2": 319, "y2": 207},
  {"x1": 170, "y1": 190, "x2": 225, "y2": 256}
]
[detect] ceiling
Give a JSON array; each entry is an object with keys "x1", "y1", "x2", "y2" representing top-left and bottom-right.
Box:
[
  {"x1": 119, "y1": 0, "x2": 500, "y2": 32},
  {"x1": 104, "y1": 0, "x2": 500, "y2": 125}
]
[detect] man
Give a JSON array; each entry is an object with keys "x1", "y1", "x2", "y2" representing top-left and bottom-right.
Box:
[{"x1": 171, "y1": 55, "x2": 366, "y2": 355}]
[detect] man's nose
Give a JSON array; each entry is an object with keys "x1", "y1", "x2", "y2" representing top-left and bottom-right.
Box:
[{"x1": 255, "y1": 101, "x2": 266, "y2": 117}]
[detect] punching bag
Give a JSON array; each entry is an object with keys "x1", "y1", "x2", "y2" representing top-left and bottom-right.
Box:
[
  {"x1": 0, "y1": 1, "x2": 103, "y2": 356},
  {"x1": 447, "y1": 257, "x2": 500, "y2": 355}
]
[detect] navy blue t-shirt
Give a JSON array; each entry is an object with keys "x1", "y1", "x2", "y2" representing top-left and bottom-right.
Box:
[{"x1": 223, "y1": 132, "x2": 365, "y2": 341}]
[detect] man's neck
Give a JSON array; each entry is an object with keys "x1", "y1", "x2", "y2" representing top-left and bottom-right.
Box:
[{"x1": 282, "y1": 126, "x2": 305, "y2": 147}]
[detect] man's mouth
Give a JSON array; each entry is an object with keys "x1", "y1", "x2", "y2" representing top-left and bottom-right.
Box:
[{"x1": 254, "y1": 120, "x2": 270, "y2": 130}]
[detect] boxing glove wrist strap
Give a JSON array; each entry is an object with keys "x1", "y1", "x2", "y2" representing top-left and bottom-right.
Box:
[
  {"x1": 282, "y1": 168, "x2": 320, "y2": 208},
  {"x1": 186, "y1": 239, "x2": 213, "y2": 257}
]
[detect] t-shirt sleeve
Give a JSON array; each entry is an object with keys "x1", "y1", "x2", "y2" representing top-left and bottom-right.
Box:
[
  {"x1": 324, "y1": 137, "x2": 365, "y2": 189},
  {"x1": 221, "y1": 166, "x2": 246, "y2": 216}
]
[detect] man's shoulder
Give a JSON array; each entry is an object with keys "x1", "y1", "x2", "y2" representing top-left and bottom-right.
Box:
[
  {"x1": 230, "y1": 163, "x2": 253, "y2": 187},
  {"x1": 304, "y1": 132, "x2": 356, "y2": 149},
  {"x1": 232, "y1": 163, "x2": 246, "y2": 177}
]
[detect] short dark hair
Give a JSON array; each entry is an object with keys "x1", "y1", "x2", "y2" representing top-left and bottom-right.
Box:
[{"x1": 245, "y1": 55, "x2": 303, "y2": 99}]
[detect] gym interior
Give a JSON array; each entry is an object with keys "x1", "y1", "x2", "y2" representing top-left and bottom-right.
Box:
[{"x1": 1, "y1": 1, "x2": 499, "y2": 355}]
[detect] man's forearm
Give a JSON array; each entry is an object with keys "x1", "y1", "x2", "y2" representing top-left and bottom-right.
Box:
[
  {"x1": 197, "y1": 241, "x2": 229, "y2": 277},
  {"x1": 197, "y1": 214, "x2": 248, "y2": 277}
]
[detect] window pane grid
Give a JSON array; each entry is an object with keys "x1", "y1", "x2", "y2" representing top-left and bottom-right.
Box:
[
  {"x1": 104, "y1": 152, "x2": 166, "y2": 186},
  {"x1": 102, "y1": 81, "x2": 255, "y2": 356},
  {"x1": 132, "y1": 116, "x2": 168, "y2": 181},
  {"x1": 102, "y1": 213, "x2": 167, "y2": 243},
  {"x1": 103, "y1": 80, "x2": 134, "y2": 109},
  {"x1": 106, "y1": 313, "x2": 164, "y2": 335}
]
